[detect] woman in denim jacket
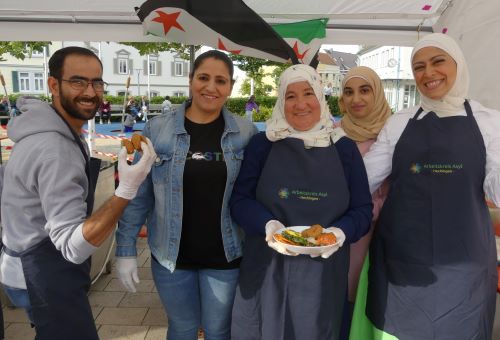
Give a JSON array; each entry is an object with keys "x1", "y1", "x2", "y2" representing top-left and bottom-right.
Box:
[{"x1": 115, "y1": 50, "x2": 257, "y2": 340}]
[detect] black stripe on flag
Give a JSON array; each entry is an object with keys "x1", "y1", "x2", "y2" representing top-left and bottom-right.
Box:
[{"x1": 136, "y1": 0, "x2": 299, "y2": 63}]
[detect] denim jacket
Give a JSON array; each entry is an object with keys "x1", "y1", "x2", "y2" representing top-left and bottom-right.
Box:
[{"x1": 116, "y1": 103, "x2": 258, "y2": 272}]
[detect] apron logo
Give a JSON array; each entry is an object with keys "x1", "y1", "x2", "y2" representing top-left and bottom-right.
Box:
[
  {"x1": 280, "y1": 188, "x2": 329, "y2": 201},
  {"x1": 411, "y1": 162, "x2": 463, "y2": 174},
  {"x1": 410, "y1": 163, "x2": 422, "y2": 174},
  {"x1": 278, "y1": 188, "x2": 290, "y2": 199}
]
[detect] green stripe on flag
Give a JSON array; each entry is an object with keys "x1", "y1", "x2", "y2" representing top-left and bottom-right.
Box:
[{"x1": 271, "y1": 18, "x2": 327, "y2": 44}]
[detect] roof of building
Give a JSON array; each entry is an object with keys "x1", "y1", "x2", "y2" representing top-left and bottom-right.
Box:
[
  {"x1": 323, "y1": 49, "x2": 359, "y2": 75},
  {"x1": 317, "y1": 52, "x2": 337, "y2": 66}
]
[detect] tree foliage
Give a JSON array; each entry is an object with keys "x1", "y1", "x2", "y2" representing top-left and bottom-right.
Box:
[
  {"x1": 240, "y1": 76, "x2": 274, "y2": 97},
  {"x1": 229, "y1": 54, "x2": 285, "y2": 79},
  {"x1": 0, "y1": 42, "x2": 50, "y2": 62},
  {"x1": 121, "y1": 42, "x2": 200, "y2": 60}
]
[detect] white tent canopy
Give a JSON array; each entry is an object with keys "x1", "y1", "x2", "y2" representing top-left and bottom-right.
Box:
[
  {"x1": 1, "y1": 0, "x2": 500, "y2": 109},
  {"x1": 0, "y1": 0, "x2": 446, "y2": 45}
]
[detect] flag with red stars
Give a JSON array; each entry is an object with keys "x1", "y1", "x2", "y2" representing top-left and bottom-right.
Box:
[
  {"x1": 271, "y1": 19, "x2": 328, "y2": 66},
  {"x1": 136, "y1": 0, "x2": 299, "y2": 64}
]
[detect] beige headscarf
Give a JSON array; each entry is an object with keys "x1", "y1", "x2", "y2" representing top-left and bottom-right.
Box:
[
  {"x1": 339, "y1": 66, "x2": 392, "y2": 142},
  {"x1": 411, "y1": 33, "x2": 469, "y2": 117},
  {"x1": 266, "y1": 64, "x2": 345, "y2": 148}
]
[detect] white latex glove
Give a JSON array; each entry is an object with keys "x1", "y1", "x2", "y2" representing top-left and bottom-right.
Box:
[
  {"x1": 310, "y1": 227, "x2": 346, "y2": 259},
  {"x1": 265, "y1": 220, "x2": 298, "y2": 256},
  {"x1": 115, "y1": 137, "x2": 157, "y2": 200},
  {"x1": 116, "y1": 257, "x2": 140, "y2": 292}
]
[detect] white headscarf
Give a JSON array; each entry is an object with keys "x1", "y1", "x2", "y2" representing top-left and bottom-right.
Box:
[
  {"x1": 411, "y1": 33, "x2": 469, "y2": 117},
  {"x1": 265, "y1": 64, "x2": 345, "y2": 148}
]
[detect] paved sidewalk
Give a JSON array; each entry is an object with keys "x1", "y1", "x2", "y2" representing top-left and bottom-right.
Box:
[{"x1": 2, "y1": 237, "x2": 204, "y2": 339}]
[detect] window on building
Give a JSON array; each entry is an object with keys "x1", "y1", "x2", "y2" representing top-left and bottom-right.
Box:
[
  {"x1": 403, "y1": 84, "x2": 418, "y2": 108},
  {"x1": 149, "y1": 91, "x2": 160, "y2": 97},
  {"x1": 34, "y1": 72, "x2": 44, "y2": 91},
  {"x1": 173, "y1": 91, "x2": 185, "y2": 97},
  {"x1": 175, "y1": 62, "x2": 183, "y2": 76},
  {"x1": 117, "y1": 91, "x2": 126, "y2": 96},
  {"x1": 19, "y1": 72, "x2": 30, "y2": 91},
  {"x1": 17, "y1": 71, "x2": 45, "y2": 93},
  {"x1": 382, "y1": 50, "x2": 389, "y2": 68},
  {"x1": 115, "y1": 50, "x2": 132, "y2": 75},
  {"x1": 143, "y1": 55, "x2": 160, "y2": 76},
  {"x1": 384, "y1": 88, "x2": 393, "y2": 109},
  {"x1": 149, "y1": 60, "x2": 157, "y2": 75},
  {"x1": 118, "y1": 58, "x2": 128, "y2": 74}
]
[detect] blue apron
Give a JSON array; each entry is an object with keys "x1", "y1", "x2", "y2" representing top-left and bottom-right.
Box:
[
  {"x1": 6, "y1": 108, "x2": 101, "y2": 340},
  {"x1": 367, "y1": 101, "x2": 497, "y2": 339},
  {"x1": 232, "y1": 137, "x2": 350, "y2": 340}
]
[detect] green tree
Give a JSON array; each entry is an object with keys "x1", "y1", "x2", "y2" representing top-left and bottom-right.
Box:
[
  {"x1": 121, "y1": 42, "x2": 200, "y2": 59},
  {"x1": 0, "y1": 42, "x2": 50, "y2": 62},
  {"x1": 240, "y1": 76, "x2": 271, "y2": 97},
  {"x1": 229, "y1": 55, "x2": 289, "y2": 96}
]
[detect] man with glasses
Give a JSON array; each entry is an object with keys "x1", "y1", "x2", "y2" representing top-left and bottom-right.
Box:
[{"x1": 0, "y1": 46, "x2": 157, "y2": 340}]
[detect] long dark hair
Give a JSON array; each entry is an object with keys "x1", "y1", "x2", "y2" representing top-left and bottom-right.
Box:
[{"x1": 190, "y1": 50, "x2": 234, "y2": 81}]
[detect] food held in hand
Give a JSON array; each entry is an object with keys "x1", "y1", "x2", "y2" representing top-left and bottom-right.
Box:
[
  {"x1": 122, "y1": 139, "x2": 135, "y2": 154},
  {"x1": 131, "y1": 133, "x2": 146, "y2": 151},
  {"x1": 301, "y1": 224, "x2": 323, "y2": 238},
  {"x1": 275, "y1": 224, "x2": 337, "y2": 247},
  {"x1": 316, "y1": 233, "x2": 337, "y2": 246},
  {"x1": 122, "y1": 133, "x2": 146, "y2": 154}
]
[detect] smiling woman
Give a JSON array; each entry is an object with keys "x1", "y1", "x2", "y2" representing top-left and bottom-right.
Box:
[
  {"x1": 229, "y1": 64, "x2": 373, "y2": 339},
  {"x1": 412, "y1": 46, "x2": 458, "y2": 100},
  {"x1": 186, "y1": 50, "x2": 234, "y2": 123},
  {"x1": 334, "y1": 65, "x2": 392, "y2": 337},
  {"x1": 114, "y1": 49, "x2": 258, "y2": 340},
  {"x1": 360, "y1": 33, "x2": 500, "y2": 340}
]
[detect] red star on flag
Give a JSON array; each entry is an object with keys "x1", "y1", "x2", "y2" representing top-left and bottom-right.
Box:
[
  {"x1": 292, "y1": 41, "x2": 309, "y2": 62},
  {"x1": 152, "y1": 10, "x2": 185, "y2": 35},
  {"x1": 218, "y1": 38, "x2": 242, "y2": 55}
]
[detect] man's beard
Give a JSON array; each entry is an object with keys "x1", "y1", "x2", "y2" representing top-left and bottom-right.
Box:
[{"x1": 59, "y1": 89, "x2": 102, "y2": 121}]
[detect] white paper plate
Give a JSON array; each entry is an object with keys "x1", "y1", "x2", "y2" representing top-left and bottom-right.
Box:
[{"x1": 273, "y1": 226, "x2": 339, "y2": 255}]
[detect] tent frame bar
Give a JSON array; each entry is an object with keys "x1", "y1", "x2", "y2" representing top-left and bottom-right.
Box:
[{"x1": 0, "y1": 16, "x2": 434, "y2": 32}]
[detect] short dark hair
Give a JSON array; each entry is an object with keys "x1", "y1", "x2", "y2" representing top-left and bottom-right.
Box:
[
  {"x1": 190, "y1": 50, "x2": 234, "y2": 81},
  {"x1": 165, "y1": 95, "x2": 170, "y2": 100},
  {"x1": 49, "y1": 46, "x2": 102, "y2": 80}
]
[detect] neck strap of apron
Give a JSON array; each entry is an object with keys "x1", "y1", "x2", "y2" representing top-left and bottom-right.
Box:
[
  {"x1": 50, "y1": 105, "x2": 91, "y2": 183},
  {"x1": 413, "y1": 99, "x2": 470, "y2": 120}
]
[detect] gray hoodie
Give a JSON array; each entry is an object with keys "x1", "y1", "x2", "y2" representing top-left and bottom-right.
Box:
[{"x1": 0, "y1": 97, "x2": 97, "y2": 289}]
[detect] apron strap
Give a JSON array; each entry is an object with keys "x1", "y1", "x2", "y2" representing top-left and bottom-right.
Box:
[
  {"x1": 2, "y1": 245, "x2": 20, "y2": 257},
  {"x1": 50, "y1": 105, "x2": 100, "y2": 215}
]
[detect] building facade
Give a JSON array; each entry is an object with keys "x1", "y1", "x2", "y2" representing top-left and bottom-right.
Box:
[
  {"x1": 316, "y1": 52, "x2": 341, "y2": 96},
  {"x1": 0, "y1": 41, "x2": 191, "y2": 99},
  {"x1": 358, "y1": 45, "x2": 420, "y2": 112}
]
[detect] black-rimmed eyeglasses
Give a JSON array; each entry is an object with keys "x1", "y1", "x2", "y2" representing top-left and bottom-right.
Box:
[{"x1": 61, "y1": 79, "x2": 108, "y2": 92}]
